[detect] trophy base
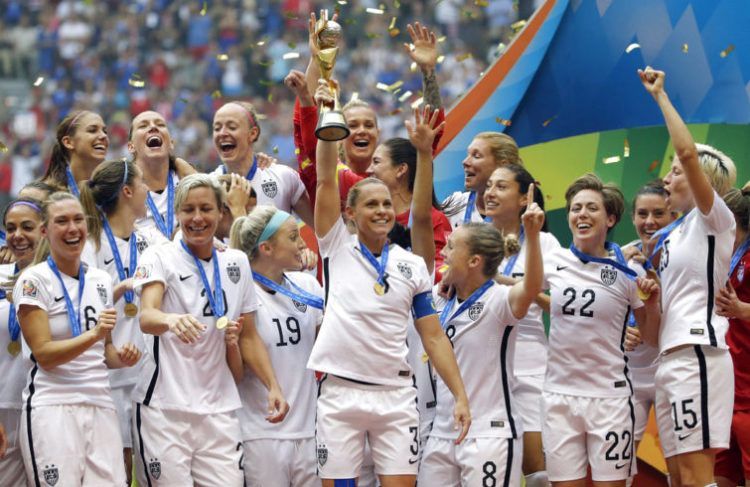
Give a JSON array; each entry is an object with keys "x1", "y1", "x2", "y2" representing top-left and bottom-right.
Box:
[{"x1": 315, "y1": 110, "x2": 350, "y2": 141}]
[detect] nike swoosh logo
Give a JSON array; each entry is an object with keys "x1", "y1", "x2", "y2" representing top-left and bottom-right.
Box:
[
  {"x1": 678, "y1": 433, "x2": 692, "y2": 441},
  {"x1": 615, "y1": 462, "x2": 627, "y2": 470},
  {"x1": 104, "y1": 258, "x2": 115, "y2": 265},
  {"x1": 556, "y1": 265, "x2": 568, "y2": 271},
  {"x1": 179, "y1": 275, "x2": 191, "y2": 281},
  {"x1": 408, "y1": 458, "x2": 418, "y2": 465},
  {"x1": 54, "y1": 295, "x2": 65, "y2": 302}
]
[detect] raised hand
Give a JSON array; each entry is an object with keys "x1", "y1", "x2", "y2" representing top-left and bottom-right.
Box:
[
  {"x1": 404, "y1": 21, "x2": 439, "y2": 72},
  {"x1": 308, "y1": 10, "x2": 339, "y2": 57},
  {"x1": 284, "y1": 69, "x2": 312, "y2": 105},
  {"x1": 638, "y1": 66, "x2": 665, "y2": 97},
  {"x1": 521, "y1": 184, "x2": 545, "y2": 236},
  {"x1": 314, "y1": 78, "x2": 336, "y2": 110},
  {"x1": 226, "y1": 173, "x2": 253, "y2": 216},
  {"x1": 404, "y1": 104, "x2": 446, "y2": 154}
]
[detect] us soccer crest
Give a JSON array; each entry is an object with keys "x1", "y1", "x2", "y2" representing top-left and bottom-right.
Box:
[
  {"x1": 739, "y1": 265, "x2": 745, "y2": 283},
  {"x1": 293, "y1": 299, "x2": 307, "y2": 312},
  {"x1": 317, "y1": 444, "x2": 328, "y2": 466},
  {"x1": 43, "y1": 464, "x2": 59, "y2": 485},
  {"x1": 397, "y1": 262, "x2": 413, "y2": 279},
  {"x1": 136, "y1": 238, "x2": 149, "y2": 254},
  {"x1": 468, "y1": 302, "x2": 484, "y2": 321},
  {"x1": 148, "y1": 458, "x2": 161, "y2": 479},
  {"x1": 261, "y1": 180, "x2": 278, "y2": 198},
  {"x1": 227, "y1": 262, "x2": 241, "y2": 284},
  {"x1": 96, "y1": 284, "x2": 108, "y2": 305},
  {"x1": 600, "y1": 267, "x2": 617, "y2": 286}
]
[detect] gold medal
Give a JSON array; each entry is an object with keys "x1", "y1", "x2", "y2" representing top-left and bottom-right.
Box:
[
  {"x1": 637, "y1": 288, "x2": 651, "y2": 301},
  {"x1": 7, "y1": 340, "x2": 21, "y2": 357},
  {"x1": 373, "y1": 282, "x2": 385, "y2": 296},
  {"x1": 124, "y1": 303, "x2": 138, "y2": 317},
  {"x1": 216, "y1": 316, "x2": 229, "y2": 330}
]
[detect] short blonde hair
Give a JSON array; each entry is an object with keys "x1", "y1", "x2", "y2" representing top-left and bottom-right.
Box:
[
  {"x1": 693, "y1": 144, "x2": 737, "y2": 196},
  {"x1": 474, "y1": 132, "x2": 521, "y2": 166},
  {"x1": 174, "y1": 174, "x2": 225, "y2": 213}
]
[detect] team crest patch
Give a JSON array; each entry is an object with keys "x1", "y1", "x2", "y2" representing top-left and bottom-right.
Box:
[
  {"x1": 292, "y1": 299, "x2": 307, "y2": 312},
  {"x1": 397, "y1": 262, "x2": 413, "y2": 279},
  {"x1": 148, "y1": 458, "x2": 161, "y2": 479},
  {"x1": 261, "y1": 180, "x2": 278, "y2": 198},
  {"x1": 22, "y1": 279, "x2": 38, "y2": 298},
  {"x1": 468, "y1": 302, "x2": 484, "y2": 321},
  {"x1": 96, "y1": 284, "x2": 108, "y2": 305},
  {"x1": 739, "y1": 265, "x2": 745, "y2": 283},
  {"x1": 134, "y1": 264, "x2": 150, "y2": 280},
  {"x1": 317, "y1": 444, "x2": 328, "y2": 466},
  {"x1": 43, "y1": 464, "x2": 59, "y2": 485},
  {"x1": 600, "y1": 267, "x2": 617, "y2": 286},
  {"x1": 136, "y1": 238, "x2": 149, "y2": 254},
  {"x1": 227, "y1": 262, "x2": 241, "y2": 284}
]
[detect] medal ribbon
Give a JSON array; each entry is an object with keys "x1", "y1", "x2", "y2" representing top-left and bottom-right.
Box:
[
  {"x1": 179, "y1": 240, "x2": 225, "y2": 318},
  {"x1": 66, "y1": 166, "x2": 80, "y2": 197},
  {"x1": 46, "y1": 257, "x2": 86, "y2": 337},
  {"x1": 729, "y1": 237, "x2": 750, "y2": 278},
  {"x1": 358, "y1": 241, "x2": 389, "y2": 289},
  {"x1": 501, "y1": 227, "x2": 525, "y2": 276},
  {"x1": 101, "y1": 217, "x2": 138, "y2": 308},
  {"x1": 252, "y1": 272, "x2": 324, "y2": 310},
  {"x1": 146, "y1": 170, "x2": 175, "y2": 238},
  {"x1": 223, "y1": 156, "x2": 258, "y2": 181},
  {"x1": 648, "y1": 214, "x2": 687, "y2": 266},
  {"x1": 2, "y1": 264, "x2": 20, "y2": 341},
  {"x1": 569, "y1": 242, "x2": 638, "y2": 281},
  {"x1": 438, "y1": 278, "x2": 494, "y2": 330}
]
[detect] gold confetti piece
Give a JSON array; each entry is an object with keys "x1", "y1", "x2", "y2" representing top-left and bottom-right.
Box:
[
  {"x1": 625, "y1": 43, "x2": 640, "y2": 54},
  {"x1": 411, "y1": 97, "x2": 424, "y2": 109},
  {"x1": 287, "y1": 42, "x2": 296, "y2": 49},
  {"x1": 623, "y1": 139, "x2": 630, "y2": 158},
  {"x1": 511, "y1": 20, "x2": 527, "y2": 32},
  {"x1": 388, "y1": 80, "x2": 404, "y2": 91},
  {"x1": 513, "y1": 0, "x2": 519, "y2": 11},
  {"x1": 410, "y1": 62, "x2": 418, "y2": 72},
  {"x1": 398, "y1": 90, "x2": 413, "y2": 102},
  {"x1": 389, "y1": 28, "x2": 400, "y2": 37},
  {"x1": 437, "y1": 36, "x2": 446, "y2": 43},
  {"x1": 33, "y1": 76, "x2": 44, "y2": 87},
  {"x1": 351, "y1": 92, "x2": 359, "y2": 101},
  {"x1": 294, "y1": 148, "x2": 301, "y2": 155},
  {"x1": 457, "y1": 53, "x2": 473, "y2": 62},
  {"x1": 542, "y1": 115, "x2": 557, "y2": 127},
  {"x1": 720, "y1": 44, "x2": 735, "y2": 58},
  {"x1": 367, "y1": 33, "x2": 382, "y2": 39},
  {"x1": 682, "y1": 43, "x2": 689, "y2": 53},
  {"x1": 394, "y1": 0, "x2": 401, "y2": 8},
  {"x1": 603, "y1": 155, "x2": 621, "y2": 164},
  {"x1": 217, "y1": 53, "x2": 229, "y2": 61},
  {"x1": 475, "y1": 0, "x2": 489, "y2": 6},
  {"x1": 376, "y1": 82, "x2": 390, "y2": 91},
  {"x1": 366, "y1": 7, "x2": 384, "y2": 14},
  {"x1": 256, "y1": 113, "x2": 268, "y2": 120},
  {"x1": 393, "y1": 88, "x2": 402, "y2": 95},
  {"x1": 200, "y1": 1, "x2": 207, "y2": 16},
  {"x1": 128, "y1": 77, "x2": 145, "y2": 88},
  {"x1": 438, "y1": 264, "x2": 449, "y2": 273},
  {"x1": 436, "y1": 55, "x2": 445, "y2": 64},
  {"x1": 256, "y1": 40, "x2": 266, "y2": 46},
  {"x1": 421, "y1": 352, "x2": 429, "y2": 363},
  {"x1": 389, "y1": 108, "x2": 403, "y2": 116},
  {"x1": 268, "y1": 93, "x2": 273, "y2": 102},
  {"x1": 282, "y1": 52, "x2": 300, "y2": 60},
  {"x1": 337, "y1": 0, "x2": 347, "y2": 4},
  {"x1": 0, "y1": 141, "x2": 8, "y2": 153},
  {"x1": 496, "y1": 117, "x2": 512, "y2": 127},
  {"x1": 211, "y1": 90, "x2": 222, "y2": 98},
  {"x1": 284, "y1": 12, "x2": 298, "y2": 20},
  {"x1": 272, "y1": 146, "x2": 279, "y2": 154},
  {"x1": 259, "y1": 60, "x2": 273, "y2": 67},
  {"x1": 389, "y1": 16, "x2": 397, "y2": 30}
]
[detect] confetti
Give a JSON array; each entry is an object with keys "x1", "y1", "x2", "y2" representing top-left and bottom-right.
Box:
[
  {"x1": 256, "y1": 113, "x2": 268, "y2": 120},
  {"x1": 216, "y1": 54, "x2": 229, "y2": 61},
  {"x1": 623, "y1": 139, "x2": 630, "y2": 158},
  {"x1": 389, "y1": 28, "x2": 400, "y2": 37},
  {"x1": 287, "y1": 42, "x2": 297, "y2": 49},
  {"x1": 389, "y1": 108, "x2": 403, "y2": 116},
  {"x1": 625, "y1": 43, "x2": 640, "y2": 54},
  {"x1": 475, "y1": 0, "x2": 489, "y2": 6},
  {"x1": 648, "y1": 159, "x2": 659, "y2": 172},
  {"x1": 394, "y1": 0, "x2": 401, "y2": 8},
  {"x1": 720, "y1": 44, "x2": 735, "y2": 58},
  {"x1": 436, "y1": 55, "x2": 445, "y2": 64},
  {"x1": 337, "y1": 0, "x2": 347, "y2": 4},
  {"x1": 542, "y1": 116, "x2": 557, "y2": 127},
  {"x1": 200, "y1": 1, "x2": 207, "y2": 16},
  {"x1": 495, "y1": 117, "x2": 512, "y2": 127},
  {"x1": 33, "y1": 76, "x2": 44, "y2": 87},
  {"x1": 682, "y1": 43, "x2": 689, "y2": 53},
  {"x1": 128, "y1": 74, "x2": 145, "y2": 88},
  {"x1": 0, "y1": 141, "x2": 8, "y2": 153},
  {"x1": 388, "y1": 80, "x2": 404, "y2": 91},
  {"x1": 376, "y1": 82, "x2": 390, "y2": 91},
  {"x1": 284, "y1": 11, "x2": 299, "y2": 20},
  {"x1": 603, "y1": 156, "x2": 621, "y2": 164},
  {"x1": 457, "y1": 53, "x2": 473, "y2": 62},
  {"x1": 398, "y1": 90, "x2": 413, "y2": 102},
  {"x1": 294, "y1": 148, "x2": 301, "y2": 155},
  {"x1": 410, "y1": 62, "x2": 418, "y2": 72},
  {"x1": 437, "y1": 36, "x2": 446, "y2": 43},
  {"x1": 272, "y1": 146, "x2": 279, "y2": 154},
  {"x1": 256, "y1": 39, "x2": 267, "y2": 46},
  {"x1": 211, "y1": 90, "x2": 222, "y2": 98},
  {"x1": 366, "y1": 7, "x2": 384, "y2": 14},
  {"x1": 511, "y1": 20, "x2": 527, "y2": 32},
  {"x1": 268, "y1": 93, "x2": 273, "y2": 102},
  {"x1": 260, "y1": 80, "x2": 274, "y2": 86},
  {"x1": 367, "y1": 33, "x2": 382, "y2": 39},
  {"x1": 389, "y1": 16, "x2": 397, "y2": 30},
  {"x1": 259, "y1": 60, "x2": 273, "y2": 67},
  {"x1": 350, "y1": 92, "x2": 359, "y2": 101},
  {"x1": 411, "y1": 97, "x2": 424, "y2": 109},
  {"x1": 421, "y1": 352, "x2": 429, "y2": 363},
  {"x1": 282, "y1": 52, "x2": 300, "y2": 60}
]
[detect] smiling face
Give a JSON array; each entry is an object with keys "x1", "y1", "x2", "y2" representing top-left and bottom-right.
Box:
[
  {"x1": 345, "y1": 182, "x2": 395, "y2": 240},
  {"x1": 367, "y1": 144, "x2": 404, "y2": 191},
  {"x1": 213, "y1": 103, "x2": 258, "y2": 166},
  {"x1": 261, "y1": 217, "x2": 306, "y2": 271},
  {"x1": 125, "y1": 167, "x2": 149, "y2": 220},
  {"x1": 440, "y1": 226, "x2": 476, "y2": 287},
  {"x1": 343, "y1": 106, "x2": 379, "y2": 169},
  {"x1": 567, "y1": 189, "x2": 615, "y2": 251},
  {"x1": 43, "y1": 198, "x2": 88, "y2": 264},
  {"x1": 63, "y1": 112, "x2": 109, "y2": 164},
  {"x1": 462, "y1": 137, "x2": 498, "y2": 192},
  {"x1": 632, "y1": 193, "x2": 674, "y2": 245},
  {"x1": 178, "y1": 186, "x2": 221, "y2": 248},
  {"x1": 128, "y1": 111, "x2": 173, "y2": 161},
  {"x1": 483, "y1": 167, "x2": 526, "y2": 222},
  {"x1": 4, "y1": 204, "x2": 42, "y2": 268},
  {"x1": 663, "y1": 156, "x2": 693, "y2": 213}
]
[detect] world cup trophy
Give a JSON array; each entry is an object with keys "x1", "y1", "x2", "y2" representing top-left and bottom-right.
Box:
[{"x1": 314, "y1": 17, "x2": 350, "y2": 141}]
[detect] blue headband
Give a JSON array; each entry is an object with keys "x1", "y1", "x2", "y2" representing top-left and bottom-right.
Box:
[{"x1": 258, "y1": 210, "x2": 292, "y2": 245}]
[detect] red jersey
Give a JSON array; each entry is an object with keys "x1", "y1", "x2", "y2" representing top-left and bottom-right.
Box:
[{"x1": 728, "y1": 246, "x2": 750, "y2": 411}]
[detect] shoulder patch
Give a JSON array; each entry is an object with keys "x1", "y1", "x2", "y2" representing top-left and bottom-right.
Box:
[
  {"x1": 226, "y1": 261, "x2": 241, "y2": 284},
  {"x1": 134, "y1": 264, "x2": 151, "y2": 280},
  {"x1": 96, "y1": 283, "x2": 108, "y2": 305},
  {"x1": 22, "y1": 279, "x2": 38, "y2": 298},
  {"x1": 397, "y1": 262, "x2": 413, "y2": 279}
]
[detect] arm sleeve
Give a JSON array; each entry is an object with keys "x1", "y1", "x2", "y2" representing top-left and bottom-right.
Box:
[
  {"x1": 432, "y1": 209, "x2": 452, "y2": 282},
  {"x1": 317, "y1": 217, "x2": 350, "y2": 258},
  {"x1": 14, "y1": 268, "x2": 52, "y2": 312},
  {"x1": 240, "y1": 259, "x2": 259, "y2": 314},
  {"x1": 295, "y1": 99, "x2": 321, "y2": 208},
  {"x1": 132, "y1": 247, "x2": 167, "y2": 293},
  {"x1": 699, "y1": 191, "x2": 736, "y2": 234}
]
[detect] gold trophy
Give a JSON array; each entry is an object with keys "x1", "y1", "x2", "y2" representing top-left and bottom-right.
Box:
[{"x1": 314, "y1": 17, "x2": 350, "y2": 141}]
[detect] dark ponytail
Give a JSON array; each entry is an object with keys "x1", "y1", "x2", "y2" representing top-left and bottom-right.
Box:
[{"x1": 43, "y1": 111, "x2": 91, "y2": 188}]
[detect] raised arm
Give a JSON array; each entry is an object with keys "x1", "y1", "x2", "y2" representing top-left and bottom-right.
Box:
[
  {"x1": 639, "y1": 67, "x2": 714, "y2": 214},
  {"x1": 405, "y1": 22, "x2": 443, "y2": 110},
  {"x1": 508, "y1": 185, "x2": 544, "y2": 319},
  {"x1": 406, "y1": 105, "x2": 445, "y2": 274},
  {"x1": 313, "y1": 80, "x2": 343, "y2": 238}
]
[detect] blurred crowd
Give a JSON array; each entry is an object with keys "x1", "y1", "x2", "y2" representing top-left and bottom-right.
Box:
[{"x1": 0, "y1": 0, "x2": 525, "y2": 206}]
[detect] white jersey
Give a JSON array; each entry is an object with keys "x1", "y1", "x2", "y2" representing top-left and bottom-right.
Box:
[
  {"x1": 499, "y1": 231, "x2": 561, "y2": 376},
  {"x1": 14, "y1": 262, "x2": 115, "y2": 409},
  {"x1": 132, "y1": 242, "x2": 257, "y2": 413},
  {"x1": 441, "y1": 191, "x2": 485, "y2": 229},
  {"x1": 431, "y1": 282, "x2": 521, "y2": 439},
  {"x1": 658, "y1": 195, "x2": 735, "y2": 352},
  {"x1": 405, "y1": 315, "x2": 437, "y2": 434},
  {"x1": 135, "y1": 170, "x2": 180, "y2": 237},
  {"x1": 308, "y1": 218, "x2": 434, "y2": 387},
  {"x1": 211, "y1": 163, "x2": 306, "y2": 213},
  {"x1": 0, "y1": 264, "x2": 26, "y2": 409},
  {"x1": 543, "y1": 248, "x2": 643, "y2": 398},
  {"x1": 238, "y1": 272, "x2": 322, "y2": 441},
  {"x1": 81, "y1": 230, "x2": 167, "y2": 388}
]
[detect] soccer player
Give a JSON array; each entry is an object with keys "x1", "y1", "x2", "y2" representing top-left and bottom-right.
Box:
[
  {"x1": 310, "y1": 87, "x2": 470, "y2": 486},
  {"x1": 132, "y1": 173, "x2": 287, "y2": 486},
  {"x1": 484, "y1": 164, "x2": 561, "y2": 486},
  {"x1": 0, "y1": 197, "x2": 45, "y2": 487},
  {"x1": 14, "y1": 192, "x2": 141, "y2": 486},
  {"x1": 79, "y1": 159, "x2": 165, "y2": 484},
  {"x1": 230, "y1": 206, "x2": 324, "y2": 487},
  {"x1": 639, "y1": 67, "x2": 737, "y2": 487},
  {"x1": 542, "y1": 174, "x2": 661, "y2": 485}
]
